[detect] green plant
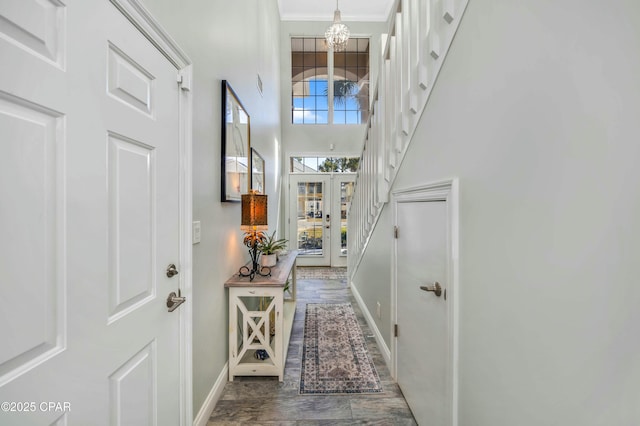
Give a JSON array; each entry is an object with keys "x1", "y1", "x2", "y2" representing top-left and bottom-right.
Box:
[{"x1": 257, "y1": 231, "x2": 288, "y2": 255}]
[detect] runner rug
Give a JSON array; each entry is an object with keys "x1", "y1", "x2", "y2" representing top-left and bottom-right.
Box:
[{"x1": 300, "y1": 303, "x2": 383, "y2": 394}]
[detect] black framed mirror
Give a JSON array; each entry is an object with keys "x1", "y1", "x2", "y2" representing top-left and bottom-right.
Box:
[{"x1": 221, "y1": 80, "x2": 250, "y2": 202}]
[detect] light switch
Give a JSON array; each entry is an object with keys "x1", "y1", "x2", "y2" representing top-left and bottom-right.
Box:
[{"x1": 192, "y1": 221, "x2": 201, "y2": 244}]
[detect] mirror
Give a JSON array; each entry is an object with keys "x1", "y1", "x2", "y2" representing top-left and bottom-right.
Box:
[
  {"x1": 221, "y1": 80, "x2": 250, "y2": 202},
  {"x1": 251, "y1": 148, "x2": 265, "y2": 194}
]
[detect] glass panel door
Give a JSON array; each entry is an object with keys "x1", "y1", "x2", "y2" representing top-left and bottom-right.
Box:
[
  {"x1": 289, "y1": 175, "x2": 330, "y2": 266},
  {"x1": 330, "y1": 176, "x2": 355, "y2": 267}
]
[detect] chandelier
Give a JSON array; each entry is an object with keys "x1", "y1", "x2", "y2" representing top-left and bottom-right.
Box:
[{"x1": 325, "y1": 0, "x2": 350, "y2": 52}]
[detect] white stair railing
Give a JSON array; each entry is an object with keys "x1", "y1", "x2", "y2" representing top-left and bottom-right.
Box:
[{"x1": 347, "y1": 0, "x2": 469, "y2": 277}]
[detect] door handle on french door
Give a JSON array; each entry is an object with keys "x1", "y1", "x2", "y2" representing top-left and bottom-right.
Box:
[
  {"x1": 420, "y1": 282, "x2": 442, "y2": 297},
  {"x1": 166, "y1": 289, "x2": 186, "y2": 312}
]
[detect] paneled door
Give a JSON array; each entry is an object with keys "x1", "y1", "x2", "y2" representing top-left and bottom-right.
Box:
[
  {"x1": 0, "y1": 1, "x2": 189, "y2": 424},
  {"x1": 395, "y1": 199, "x2": 451, "y2": 425}
]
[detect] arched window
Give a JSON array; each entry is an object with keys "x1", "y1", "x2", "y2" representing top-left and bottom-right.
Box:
[{"x1": 291, "y1": 37, "x2": 369, "y2": 125}]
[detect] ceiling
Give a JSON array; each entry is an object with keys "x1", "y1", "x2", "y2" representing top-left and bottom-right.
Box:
[{"x1": 277, "y1": 0, "x2": 396, "y2": 22}]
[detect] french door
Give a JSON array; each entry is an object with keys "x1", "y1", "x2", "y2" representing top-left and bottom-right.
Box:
[{"x1": 289, "y1": 174, "x2": 354, "y2": 267}]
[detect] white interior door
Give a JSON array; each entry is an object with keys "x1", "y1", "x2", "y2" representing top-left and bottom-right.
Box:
[
  {"x1": 0, "y1": 1, "x2": 187, "y2": 424},
  {"x1": 395, "y1": 200, "x2": 450, "y2": 425}
]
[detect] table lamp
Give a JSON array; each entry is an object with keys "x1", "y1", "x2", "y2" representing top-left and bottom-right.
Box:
[{"x1": 239, "y1": 191, "x2": 270, "y2": 280}]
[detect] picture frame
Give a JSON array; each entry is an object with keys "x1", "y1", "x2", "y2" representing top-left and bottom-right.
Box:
[
  {"x1": 251, "y1": 148, "x2": 265, "y2": 194},
  {"x1": 221, "y1": 80, "x2": 250, "y2": 202}
]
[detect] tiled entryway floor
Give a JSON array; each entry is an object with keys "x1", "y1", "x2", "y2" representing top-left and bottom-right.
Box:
[{"x1": 207, "y1": 269, "x2": 416, "y2": 425}]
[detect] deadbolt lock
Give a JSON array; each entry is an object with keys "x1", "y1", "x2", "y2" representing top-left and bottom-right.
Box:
[{"x1": 166, "y1": 263, "x2": 179, "y2": 278}]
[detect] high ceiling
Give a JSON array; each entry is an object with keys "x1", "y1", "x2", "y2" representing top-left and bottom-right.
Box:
[{"x1": 277, "y1": 0, "x2": 395, "y2": 22}]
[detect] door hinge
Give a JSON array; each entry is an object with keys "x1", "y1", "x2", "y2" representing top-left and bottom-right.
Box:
[
  {"x1": 394, "y1": 324, "x2": 398, "y2": 337},
  {"x1": 394, "y1": 226, "x2": 398, "y2": 239},
  {"x1": 177, "y1": 71, "x2": 192, "y2": 91}
]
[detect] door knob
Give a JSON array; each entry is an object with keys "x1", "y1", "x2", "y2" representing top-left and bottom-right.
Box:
[
  {"x1": 166, "y1": 263, "x2": 179, "y2": 278},
  {"x1": 166, "y1": 289, "x2": 186, "y2": 312},
  {"x1": 420, "y1": 281, "x2": 442, "y2": 297}
]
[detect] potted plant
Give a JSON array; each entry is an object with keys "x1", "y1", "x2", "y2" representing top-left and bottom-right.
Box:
[{"x1": 257, "y1": 231, "x2": 288, "y2": 267}]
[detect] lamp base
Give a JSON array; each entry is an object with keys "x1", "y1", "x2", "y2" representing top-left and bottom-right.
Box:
[
  {"x1": 239, "y1": 232, "x2": 271, "y2": 281},
  {"x1": 238, "y1": 262, "x2": 271, "y2": 281}
]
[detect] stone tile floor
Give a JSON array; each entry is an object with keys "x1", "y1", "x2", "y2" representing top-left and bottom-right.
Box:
[
  {"x1": 295, "y1": 266, "x2": 347, "y2": 280},
  {"x1": 208, "y1": 270, "x2": 416, "y2": 425}
]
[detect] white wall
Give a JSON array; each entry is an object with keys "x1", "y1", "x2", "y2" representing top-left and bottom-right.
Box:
[
  {"x1": 140, "y1": 0, "x2": 282, "y2": 417},
  {"x1": 357, "y1": 0, "x2": 640, "y2": 424},
  {"x1": 352, "y1": 207, "x2": 392, "y2": 348}
]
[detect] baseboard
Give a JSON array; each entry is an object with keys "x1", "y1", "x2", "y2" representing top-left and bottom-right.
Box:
[
  {"x1": 193, "y1": 362, "x2": 228, "y2": 426},
  {"x1": 350, "y1": 281, "x2": 391, "y2": 368}
]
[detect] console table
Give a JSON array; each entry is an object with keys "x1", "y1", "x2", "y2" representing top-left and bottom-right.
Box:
[{"x1": 224, "y1": 250, "x2": 297, "y2": 381}]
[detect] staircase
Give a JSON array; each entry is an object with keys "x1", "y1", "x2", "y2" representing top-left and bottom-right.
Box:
[{"x1": 347, "y1": 0, "x2": 469, "y2": 277}]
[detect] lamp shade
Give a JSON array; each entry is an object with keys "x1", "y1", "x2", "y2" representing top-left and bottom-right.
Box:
[{"x1": 240, "y1": 192, "x2": 268, "y2": 231}]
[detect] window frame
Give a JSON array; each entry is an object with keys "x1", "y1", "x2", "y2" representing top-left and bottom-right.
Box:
[{"x1": 291, "y1": 37, "x2": 370, "y2": 125}]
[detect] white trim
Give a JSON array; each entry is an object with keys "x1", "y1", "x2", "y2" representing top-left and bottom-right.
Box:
[
  {"x1": 178, "y1": 63, "x2": 194, "y2": 426},
  {"x1": 281, "y1": 13, "x2": 389, "y2": 22},
  {"x1": 109, "y1": 0, "x2": 191, "y2": 69},
  {"x1": 350, "y1": 281, "x2": 391, "y2": 367},
  {"x1": 109, "y1": 1, "x2": 194, "y2": 425},
  {"x1": 193, "y1": 363, "x2": 229, "y2": 426},
  {"x1": 391, "y1": 178, "x2": 459, "y2": 426}
]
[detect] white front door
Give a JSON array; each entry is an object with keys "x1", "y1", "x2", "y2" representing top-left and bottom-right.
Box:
[
  {"x1": 395, "y1": 200, "x2": 450, "y2": 425},
  {"x1": 290, "y1": 174, "x2": 331, "y2": 266},
  {"x1": 0, "y1": 1, "x2": 187, "y2": 424},
  {"x1": 289, "y1": 174, "x2": 354, "y2": 267}
]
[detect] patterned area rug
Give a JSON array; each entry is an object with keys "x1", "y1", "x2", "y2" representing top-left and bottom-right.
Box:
[{"x1": 300, "y1": 303, "x2": 383, "y2": 394}]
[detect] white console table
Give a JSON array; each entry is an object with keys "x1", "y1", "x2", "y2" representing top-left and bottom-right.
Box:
[{"x1": 224, "y1": 250, "x2": 297, "y2": 381}]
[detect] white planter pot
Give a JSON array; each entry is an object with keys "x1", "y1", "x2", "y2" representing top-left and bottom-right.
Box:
[{"x1": 260, "y1": 254, "x2": 277, "y2": 267}]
